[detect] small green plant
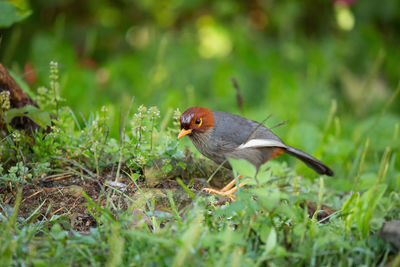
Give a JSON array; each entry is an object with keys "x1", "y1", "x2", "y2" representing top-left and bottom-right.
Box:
[
  {"x1": 36, "y1": 61, "x2": 64, "y2": 115},
  {"x1": 0, "y1": 91, "x2": 11, "y2": 126}
]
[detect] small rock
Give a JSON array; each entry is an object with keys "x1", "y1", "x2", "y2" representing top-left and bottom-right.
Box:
[{"x1": 379, "y1": 220, "x2": 400, "y2": 250}]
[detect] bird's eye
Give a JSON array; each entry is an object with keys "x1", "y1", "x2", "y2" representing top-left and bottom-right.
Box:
[{"x1": 195, "y1": 118, "x2": 201, "y2": 125}]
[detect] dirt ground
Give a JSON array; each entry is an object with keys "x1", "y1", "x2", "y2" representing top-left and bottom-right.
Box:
[{"x1": 0, "y1": 155, "x2": 235, "y2": 232}]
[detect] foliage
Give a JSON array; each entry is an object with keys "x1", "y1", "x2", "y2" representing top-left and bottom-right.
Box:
[
  {"x1": 0, "y1": 68, "x2": 399, "y2": 264},
  {"x1": 3, "y1": 105, "x2": 50, "y2": 128},
  {"x1": 0, "y1": 0, "x2": 399, "y2": 265},
  {"x1": 0, "y1": 0, "x2": 31, "y2": 28},
  {"x1": 0, "y1": 155, "x2": 398, "y2": 265}
]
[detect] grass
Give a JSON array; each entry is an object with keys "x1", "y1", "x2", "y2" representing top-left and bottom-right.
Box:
[
  {"x1": 0, "y1": 62, "x2": 399, "y2": 265},
  {"x1": 1, "y1": 3, "x2": 400, "y2": 263}
]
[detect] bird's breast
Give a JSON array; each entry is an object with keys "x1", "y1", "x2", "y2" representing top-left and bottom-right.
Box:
[{"x1": 189, "y1": 131, "x2": 228, "y2": 166}]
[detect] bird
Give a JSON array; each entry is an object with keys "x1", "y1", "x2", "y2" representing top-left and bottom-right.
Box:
[{"x1": 178, "y1": 106, "x2": 334, "y2": 200}]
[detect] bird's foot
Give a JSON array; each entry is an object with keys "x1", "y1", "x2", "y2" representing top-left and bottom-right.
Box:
[
  {"x1": 202, "y1": 175, "x2": 246, "y2": 201},
  {"x1": 202, "y1": 187, "x2": 237, "y2": 201}
]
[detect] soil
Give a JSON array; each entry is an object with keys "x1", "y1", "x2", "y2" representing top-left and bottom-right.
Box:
[{"x1": 0, "y1": 154, "x2": 234, "y2": 232}]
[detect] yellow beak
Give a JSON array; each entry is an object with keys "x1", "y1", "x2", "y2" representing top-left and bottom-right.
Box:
[{"x1": 178, "y1": 128, "x2": 192, "y2": 139}]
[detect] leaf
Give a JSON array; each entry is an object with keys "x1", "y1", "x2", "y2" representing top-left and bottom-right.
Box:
[
  {"x1": 4, "y1": 105, "x2": 51, "y2": 128},
  {"x1": 227, "y1": 157, "x2": 256, "y2": 178},
  {"x1": 9, "y1": 70, "x2": 36, "y2": 98},
  {"x1": 265, "y1": 228, "x2": 277, "y2": 254},
  {"x1": 0, "y1": 1, "x2": 31, "y2": 28},
  {"x1": 341, "y1": 192, "x2": 359, "y2": 232},
  {"x1": 251, "y1": 189, "x2": 287, "y2": 211},
  {"x1": 357, "y1": 184, "x2": 387, "y2": 237}
]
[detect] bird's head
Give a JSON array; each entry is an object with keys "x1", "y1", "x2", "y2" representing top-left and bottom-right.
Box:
[{"x1": 178, "y1": 107, "x2": 214, "y2": 139}]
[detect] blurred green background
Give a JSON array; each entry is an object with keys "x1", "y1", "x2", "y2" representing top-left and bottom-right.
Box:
[{"x1": 1, "y1": 0, "x2": 399, "y2": 188}]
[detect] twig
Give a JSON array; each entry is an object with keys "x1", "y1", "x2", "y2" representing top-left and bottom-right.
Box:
[
  {"x1": 22, "y1": 189, "x2": 44, "y2": 203},
  {"x1": 22, "y1": 188, "x2": 58, "y2": 203},
  {"x1": 270, "y1": 120, "x2": 289, "y2": 130},
  {"x1": 206, "y1": 159, "x2": 228, "y2": 184},
  {"x1": 242, "y1": 114, "x2": 272, "y2": 145},
  {"x1": 231, "y1": 77, "x2": 244, "y2": 115},
  {"x1": 51, "y1": 156, "x2": 96, "y2": 179},
  {"x1": 44, "y1": 174, "x2": 74, "y2": 182},
  {"x1": 50, "y1": 206, "x2": 65, "y2": 217}
]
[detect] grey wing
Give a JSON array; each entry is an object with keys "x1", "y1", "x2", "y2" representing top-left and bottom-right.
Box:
[{"x1": 210, "y1": 111, "x2": 285, "y2": 152}]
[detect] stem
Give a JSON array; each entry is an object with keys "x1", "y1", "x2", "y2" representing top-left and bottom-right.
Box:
[
  {"x1": 94, "y1": 142, "x2": 99, "y2": 178},
  {"x1": 0, "y1": 109, "x2": 3, "y2": 130},
  {"x1": 115, "y1": 97, "x2": 135, "y2": 182},
  {"x1": 134, "y1": 119, "x2": 142, "y2": 154},
  {"x1": 150, "y1": 118, "x2": 154, "y2": 151},
  {"x1": 138, "y1": 120, "x2": 142, "y2": 144}
]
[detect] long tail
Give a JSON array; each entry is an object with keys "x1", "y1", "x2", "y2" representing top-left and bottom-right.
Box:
[{"x1": 286, "y1": 146, "x2": 334, "y2": 176}]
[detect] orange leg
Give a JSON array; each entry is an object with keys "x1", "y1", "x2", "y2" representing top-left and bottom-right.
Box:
[
  {"x1": 202, "y1": 175, "x2": 247, "y2": 201},
  {"x1": 221, "y1": 175, "x2": 243, "y2": 192}
]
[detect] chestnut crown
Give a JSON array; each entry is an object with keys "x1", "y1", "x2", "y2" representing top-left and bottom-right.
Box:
[{"x1": 180, "y1": 107, "x2": 214, "y2": 133}]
